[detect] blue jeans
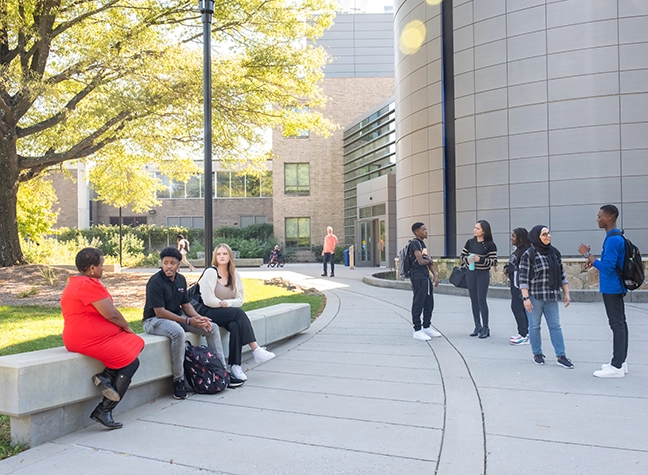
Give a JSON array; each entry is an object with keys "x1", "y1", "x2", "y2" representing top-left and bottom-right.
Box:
[{"x1": 526, "y1": 296, "x2": 566, "y2": 357}]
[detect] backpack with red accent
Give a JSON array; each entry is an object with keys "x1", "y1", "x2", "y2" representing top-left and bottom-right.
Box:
[{"x1": 184, "y1": 343, "x2": 230, "y2": 394}]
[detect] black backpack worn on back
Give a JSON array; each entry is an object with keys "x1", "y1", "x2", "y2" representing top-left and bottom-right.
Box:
[
  {"x1": 606, "y1": 231, "x2": 645, "y2": 291},
  {"x1": 398, "y1": 241, "x2": 412, "y2": 280},
  {"x1": 184, "y1": 343, "x2": 230, "y2": 394}
]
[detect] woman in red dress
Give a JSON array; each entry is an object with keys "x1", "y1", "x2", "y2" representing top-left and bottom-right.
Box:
[{"x1": 61, "y1": 248, "x2": 144, "y2": 429}]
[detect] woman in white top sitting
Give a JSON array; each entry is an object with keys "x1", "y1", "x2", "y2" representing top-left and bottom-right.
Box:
[{"x1": 196, "y1": 243, "x2": 275, "y2": 382}]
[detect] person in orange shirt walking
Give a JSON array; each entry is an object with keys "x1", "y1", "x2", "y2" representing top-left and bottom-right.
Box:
[{"x1": 322, "y1": 226, "x2": 338, "y2": 277}]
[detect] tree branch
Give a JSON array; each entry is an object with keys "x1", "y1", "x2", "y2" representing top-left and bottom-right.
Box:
[
  {"x1": 19, "y1": 110, "x2": 130, "y2": 172},
  {"x1": 17, "y1": 74, "x2": 103, "y2": 138}
]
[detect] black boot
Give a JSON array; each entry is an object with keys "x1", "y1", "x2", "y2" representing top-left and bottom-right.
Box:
[
  {"x1": 470, "y1": 326, "x2": 482, "y2": 337},
  {"x1": 90, "y1": 399, "x2": 122, "y2": 429},
  {"x1": 92, "y1": 369, "x2": 120, "y2": 402},
  {"x1": 479, "y1": 327, "x2": 490, "y2": 339}
]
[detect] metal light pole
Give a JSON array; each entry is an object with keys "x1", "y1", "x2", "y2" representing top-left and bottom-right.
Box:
[{"x1": 200, "y1": 0, "x2": 214, "y2": 268}]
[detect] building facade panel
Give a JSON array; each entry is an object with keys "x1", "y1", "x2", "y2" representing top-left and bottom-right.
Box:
[{"x1": 395, "y1": 0, "x2": 648, "y2": 257}]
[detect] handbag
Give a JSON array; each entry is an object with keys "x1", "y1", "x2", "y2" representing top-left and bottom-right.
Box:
[
  {"x1": 186, "y1": 266, "x2": 214, "y2": 304},
  {"x1": 449, "y1": 266, "x2": 468, "y2": 289}
]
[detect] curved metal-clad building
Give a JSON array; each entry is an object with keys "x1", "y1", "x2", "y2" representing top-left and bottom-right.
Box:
[{"x1": 395, "y1": 0, "x2": 648, "y2": 256}]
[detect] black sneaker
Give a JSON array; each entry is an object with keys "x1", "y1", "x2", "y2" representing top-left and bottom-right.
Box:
[
  {"x1": 173, "y1": 378, "x2": 187, "y2": 399},
  {"x1": 533, "y1": 354, "x2": 545, "y2": 365},
  {"x1": 557, "y1": 355, "x2": 574, "y2": 369},
  {"x1": 228, "y1": 377, "x2": 245, "y2": 389}
]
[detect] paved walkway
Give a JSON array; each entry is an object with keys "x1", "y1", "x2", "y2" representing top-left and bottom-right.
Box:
[{"x1": 2, "y1": 264, "x2": 647, "y2": 475}]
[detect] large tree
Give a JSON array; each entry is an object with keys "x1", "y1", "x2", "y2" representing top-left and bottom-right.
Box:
[{"x1": 0, "y1": 0, "x2": 336, "y2": 266}]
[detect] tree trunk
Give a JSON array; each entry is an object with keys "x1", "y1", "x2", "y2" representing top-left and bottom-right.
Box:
[{"x1": 0, "y1": 131, "x2": 27, "y2": 267}]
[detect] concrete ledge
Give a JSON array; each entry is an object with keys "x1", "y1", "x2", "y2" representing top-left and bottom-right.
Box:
[
  {"x1": 186, "y1": 258, "x2": 264, "y2": 268},
  {"x1": 0, "y1": 303, "x2": 310, "y2": 447},
  {"x1": 363, "y1": 273, "x2": 648, "y2": 303}
]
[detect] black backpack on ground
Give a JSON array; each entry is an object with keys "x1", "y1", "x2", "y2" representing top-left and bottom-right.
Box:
[
  {"x1": 184, "y1": 343, "x2": 230, "y2": 394},
  {"x1": 605, "y1": 231, "x2": 645, "y2": 291}
]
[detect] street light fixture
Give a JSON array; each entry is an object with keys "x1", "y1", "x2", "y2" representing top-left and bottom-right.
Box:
[{"x1": 199, "y1": 0, "x2": 214, "y2": 268}]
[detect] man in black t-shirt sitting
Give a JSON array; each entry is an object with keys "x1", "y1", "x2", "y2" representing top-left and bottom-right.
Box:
[
  {"x1": 143, "y1": 247, "x2": 232, "y2": 399},
  {"x1": 410, "y1": 222, "x2": 441, "y2": 341}
]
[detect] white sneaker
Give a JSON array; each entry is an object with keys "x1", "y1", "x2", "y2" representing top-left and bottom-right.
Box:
[
  {"x1": 253, "y1": 347, "x2": 276, "y2": 363},
  {"x1": 413, "y1": 329, "x2": 431, "y2": 341},
  {"x1": 509, "y1": 334, "x2": 522, "y2": 341},
  {"x1": 593, "y1": 364, "x2": 624, "y2": 378},
  {"x1": 422, "y1": 327, "x2": 441, "y2": 338},
  {"x1": 601, "y1": 362, "x2": 628, "y2": 374},
  {"x1": 230, "y1": 364, "x2": 247, "y2": 381}
]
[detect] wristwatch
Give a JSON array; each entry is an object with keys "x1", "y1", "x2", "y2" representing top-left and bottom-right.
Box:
[
  {"x1": 583, "y1": 252, "x2": 591, "y2": 258},
  {"x1": 522, "y1": 296, "x2": 529, "y2": 301}
]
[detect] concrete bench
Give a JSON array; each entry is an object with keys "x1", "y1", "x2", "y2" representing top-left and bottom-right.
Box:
[
  {"x1": 181, "y1": 258, "x2": 264, "y2": 268},
  {"x1": 0, "y1": 303, "x2": 310, "y2": 447}
]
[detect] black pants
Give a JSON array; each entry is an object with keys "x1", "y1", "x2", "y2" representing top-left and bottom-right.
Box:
[
  {"x1": 323, "y1": 252, "x2": 335, "y2": 275},
  {"x1": 602, "y1": 293, "x2": 628, "y2": 369},
  {"x1": 203, "y1": 306, "x2": 257, "y2": 366},
  {"x1": 509, "y1": 279, "x2": 528, "y2": 337},
  {"x1": 411, "y1": 277, "x2": 434, "y2": 331},
  {"x1": 466, "y1": 269, "x2": 490, "y2": 329}
]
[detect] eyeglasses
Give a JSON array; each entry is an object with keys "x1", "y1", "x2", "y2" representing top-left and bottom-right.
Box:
[{"x1": 540, "y1": 231, "x2": 551, "y2": 237}]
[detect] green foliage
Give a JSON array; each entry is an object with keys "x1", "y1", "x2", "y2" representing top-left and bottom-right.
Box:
[
  {"x1": 16, "y1": 176, "x2": 59, "y2": 243},
  {"x1": 0, "y1": 415, "x2": 26, "y2": 460},
  {"x1": 2, "y1": 0, "x2": 338, "y2": 266}
]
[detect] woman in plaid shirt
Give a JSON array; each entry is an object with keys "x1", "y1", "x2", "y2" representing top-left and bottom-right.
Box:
[{"x1": 518, "y1": 225, "x2": 574, "y2": 368}]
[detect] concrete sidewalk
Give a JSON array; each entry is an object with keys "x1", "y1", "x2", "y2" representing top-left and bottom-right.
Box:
[{"x1": 2, "y1": 264, "x2": 647, "y2": 474}]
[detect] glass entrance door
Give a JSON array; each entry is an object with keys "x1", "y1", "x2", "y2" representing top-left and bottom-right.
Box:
[{"x1": 359, "y1": 221, "x2": 372, "y2": 265}]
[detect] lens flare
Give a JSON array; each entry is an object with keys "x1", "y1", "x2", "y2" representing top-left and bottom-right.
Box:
[{"x1": 399, "y1": 20, "x2": 426, "y2": 55}]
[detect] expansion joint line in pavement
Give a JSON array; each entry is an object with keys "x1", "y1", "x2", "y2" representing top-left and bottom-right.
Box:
[{"x1": 335, "y1": 286, "x2": 489, "y2": 474}]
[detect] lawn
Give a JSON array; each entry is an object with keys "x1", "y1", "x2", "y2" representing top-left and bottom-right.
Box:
[{"x1": 0, "y1": 278, "x2": 325, "y2": 459}]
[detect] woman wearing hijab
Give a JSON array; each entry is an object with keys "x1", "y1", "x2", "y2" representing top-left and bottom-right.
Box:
[{"x1": 518, "y1": 225, "x2": 573, "y2": 368}]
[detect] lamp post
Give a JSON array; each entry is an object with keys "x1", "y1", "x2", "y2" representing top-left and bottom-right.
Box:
[{"x1": 200, "y1": 0, "x2": 214, "y2": 268}]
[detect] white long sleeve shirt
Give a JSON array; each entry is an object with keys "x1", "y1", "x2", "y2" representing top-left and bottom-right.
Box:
[{"x1": 198, "y1": 267, "x2": 244, "y2": 308}]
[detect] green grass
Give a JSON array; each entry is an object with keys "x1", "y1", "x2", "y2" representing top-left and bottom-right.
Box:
[{"x1": 0, "y1": 278, "x2": 324, "y2": 460}]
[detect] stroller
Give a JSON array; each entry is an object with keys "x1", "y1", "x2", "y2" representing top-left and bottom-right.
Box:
[{"x1": 267, "y1": 246, "x2": 285, "y2": 267}]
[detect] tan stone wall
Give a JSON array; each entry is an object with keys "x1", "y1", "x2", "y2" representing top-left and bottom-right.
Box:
[
  {"x1": 94, "y1": 198, "x2": 273, "y2": 229},
  {"x1": 414, "y1": 258, "x2": 648, "y2": 291},
  {"x1": 272, "y1": 77, "x2": 395, "y2": 252},
  {"x1": 48, "y1": 170, "x2": 79, "y2": 229}
]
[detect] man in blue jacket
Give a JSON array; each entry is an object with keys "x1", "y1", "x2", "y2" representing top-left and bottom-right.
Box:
[{"x1": 578, "y1": 204, "x2": 627, "y2": 378}]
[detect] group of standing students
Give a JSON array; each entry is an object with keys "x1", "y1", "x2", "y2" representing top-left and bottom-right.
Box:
[
  {"x1": 458, "y1": 220, "x2": 574, "y2": 368},
  {"x1": 412, "y1": 204, "x2": 630, "y2": 376}
]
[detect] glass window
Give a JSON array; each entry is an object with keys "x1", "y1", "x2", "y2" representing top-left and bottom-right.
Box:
[
  {"x1": 156, "y1": 174, "x2": 171, "y2": 199},
  {"x1": 261, "y1": 171, "x2": 273, "y2": 197},
  {"x1": 285, "y1": 217, "x2": 310, "y2": 247},
  {"x1": 166, "y1": 216, "x2": 204, "y2": 228},
  {"x1": 179, "y1": 216, "x2": 193, "y2": 227},
  {"x1": 240, "y1": 216, "x2": 255, "y2": 227},
  {"x1": 166, "y1": 217, "x2": 179, "y2": 226},
  {"x1": 359, "y1": 207, "x2": 371, "y2": 218},
  {"x1": 170, "y1": 180, "x2": 185, "y2": 199},
  {"x1": 186, "y1": 176, "x2": 201, "y2": 198},
  {"x1": 231, "y1": 174, "x2": 245, "y2": 198},
  {"x1": 216, "y1": 172, "x2": 230, "y2": 198},
  {"x1": 285, "y1": 163, "x2": 310, "y2": 195},
  {"x1": 246, "y1": 174, "x2": 260, "y2": 197}
]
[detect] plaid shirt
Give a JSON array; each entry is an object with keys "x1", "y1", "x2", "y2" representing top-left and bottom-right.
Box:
[{"x1": 518, "y1": 248, "x2": 568, "y2": 301}]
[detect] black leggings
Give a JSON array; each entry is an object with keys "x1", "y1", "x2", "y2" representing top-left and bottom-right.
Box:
[
  {"x1": 203, "y1": 306, "x2": 256, "y2": 366},
  {"x1": 509, "y1": 279, "x2": 528, "y2": 337},
  {"x1": 466, "y1": 269, "x2": 490, "y2": 329}
]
